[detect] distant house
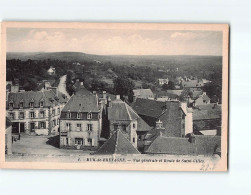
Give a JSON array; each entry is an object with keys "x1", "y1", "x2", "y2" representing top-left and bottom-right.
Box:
[
  {"x1": 193, "y1": 92, "x2": 211, "y2": 106},
  {"x1": 95, "y1": 130, "x2": 140, "y2": 155},
  {"x1": 144, "y1": 133, "x2": 221, "y2": 156},
  {"x1": 192, "y1": 104, "x2": 222, "y2": 135},
  {"x1": 5, "y1": 117, "x2": 12, "y2": 155},
  {"x1": 6, "y1": 90, "x2": 68, "y2": 135},
  {"x1": 132, "y1": 98, "x2": 193, "y2": 138},
  {"x1": 108, "y1": 95, "x2": 151, "y2": 149},
  {"x1": 158, "y1": 78, "x2": 169, "y2": 86},
  {"x1": 59, "y1": 94, "x2": 102, "y2": 149},
  {"x1": 47, "y1": 66, "x2": 56, "y2": 75},
  {"x1": 155, "y1": 90, "x2": 183, "y2": 102},
  {"x1": 133, "y1": 89, "x2": 154, "y2": 101},
  {"x1": 36, "y1": 80, "x2": 53, "y2": 91},
  {"x1": 181, "y1": 79, "x2": 204, "y2": 89}
]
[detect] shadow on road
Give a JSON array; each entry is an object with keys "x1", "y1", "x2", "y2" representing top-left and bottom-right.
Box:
[{"x1": 46, "y1": 135, "x2": 60, "y2": 148}]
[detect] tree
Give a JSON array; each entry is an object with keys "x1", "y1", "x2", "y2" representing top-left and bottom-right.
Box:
[{"x1": 113, "y1": 77, "x2": 135, "y2": 98}]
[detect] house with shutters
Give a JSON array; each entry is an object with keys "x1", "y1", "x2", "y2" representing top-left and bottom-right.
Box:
[
  {"x1": 59, "y1": 94, "x2": 102, "y2": 149},
  {"x1": 6, "y1": 89, "x2": 68, "y2": 135}
]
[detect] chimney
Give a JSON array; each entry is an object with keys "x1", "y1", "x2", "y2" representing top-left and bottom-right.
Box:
[
  {"x1": 102, "y1": 91, "x2": 107, "y2": 99},
  {"x1": 156, "y1": 120, "x2": 163, "y2": 129},
  {"x1": 80, "y1": 82, "x2": 84, "y2": 86},
  {"x1": 107, "y1": 97, "x2": 111, "y2": 107},
  {"x1": 188, "y1": 133, "x2": 196, "y2": 144},
  {"x1": 116, "y1": 95, "x2": 120, "y2": 100}
]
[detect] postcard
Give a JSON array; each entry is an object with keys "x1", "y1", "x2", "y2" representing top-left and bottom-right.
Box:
[{"x1": 0, "y1": 22, "x2": 229, "y2": 171}]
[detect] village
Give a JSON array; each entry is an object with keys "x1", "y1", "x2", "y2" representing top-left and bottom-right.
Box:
[{"x1": 5, "y1": 60, "x2": 222, "y2": 160}]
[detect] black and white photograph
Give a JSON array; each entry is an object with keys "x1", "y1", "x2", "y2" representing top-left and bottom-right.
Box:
[{"x1": 1, "y1": 22, "x2": 229, "y2": 171}]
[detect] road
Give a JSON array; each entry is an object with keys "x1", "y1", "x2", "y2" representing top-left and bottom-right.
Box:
[{"x1": 58, "y1": 75, "x2": 70, "y2": 99}]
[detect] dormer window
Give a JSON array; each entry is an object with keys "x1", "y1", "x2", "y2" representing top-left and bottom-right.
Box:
[
  {"x1": 9, "y1": 103, "x2": 14, "y2": 109},
  {"x1": 29, "y1": 102, "x2": 34, "y2": 108},
  {"x1": 87, "y1": 112, "x2": 92, "y2": 119},
  {"x1": 67, "y1": 112, "x2": 71, "y2": 119},
  {"x1": 77, "y1": 113, "x2": 81, "y2": 119},
  {"x1": 40, "y1": 101, "x2": 44, "y2": 107},
  {"x1": 20, "y1": 101, "x2": 24, "y2": 108}
]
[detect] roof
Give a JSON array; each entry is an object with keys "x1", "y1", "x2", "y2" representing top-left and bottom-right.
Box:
[
  {"x1": 6, "y1": 117, "x2": 12, "y2": 129},
  {"x1": 190, "y1": 89, "x2": 203, "y2": 100},
  {"x1": 137, "y1": 117, "x2": 152, "y2": 132},
  {"x1": 156, "y1": 91, "x2": 179, "y2": 99},
  {"x1": 133, "y1": 89, "x2": 153, "y2": 98},
  {"x1": 62, "y1": 94, "x2": 99, "y2": 113},
  {"x1": 193, "y1": 104, "x2": 222, "y2": 120},
  {"x1": 75, "y1": 86, "x2": 92, "y2": 96},
  {"x1": 182, "y1": 80, "x2": 204, "y2": 88},
  {"x1": 108, "y1": 99, "x2": 139, "y2": 121},
  {"x1": 145, "y1": 135, "x2": 221, "y2": 155},
  {"x1": 132, "y1": 98, "x2": 167, "y2": 118},
  {"x1": 165, "y1": 90, "x2": 183, "y2": 96},
  {"x1": 7, "y1": 90, "x2": 67, "y2": 109},
  {"x1": 95, "y1": 130, "x2": 140, "y2": 155}
]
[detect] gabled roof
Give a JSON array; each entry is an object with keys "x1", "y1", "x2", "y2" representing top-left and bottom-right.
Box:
[
  {"x1": 108, "y1": 99, "x2": 139, "y2": 121},
  {"x1": 95, "y1": 130, "x2": 140, "y2": 155},
  {"x1": 193, "y1": 104, "x2": 222, "y2": 120},
  {"x1": 145, "y1": 135, "x2": 221, "y2": 156},
  {"x1": 62, "y1": 94, "x2": 99, "y2": 113}
]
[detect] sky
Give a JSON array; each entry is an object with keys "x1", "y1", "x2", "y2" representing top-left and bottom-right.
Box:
[{"x1": 6, "y1": 28, "x2": 223, "y2": 56}]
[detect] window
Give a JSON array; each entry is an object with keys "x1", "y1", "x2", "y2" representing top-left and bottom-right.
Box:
[
  {"x1": 41, "y1": 122, "x2": 45, "y2": 129},
  {"x1": 19, "y1": 112, "x2": 24, "y2": 119},
  {"x1": 114, "y1": 124, "x2": 118, "y2": 131},
  {"x1": 57, "y1": 119, "x2": 59, "y2": 125},
  {"x1": 9, "y1": 103, "x2": 13, "y2": 109},
  {"x1": 67, "y1": 112, "x2": 71, "y2": 119},
  {"x1": 133, "y1": 137, "x2": 135, "y2": 143},
  {"x1": 77, "y1": 113, "x2": 80, "y2": 119},
  {"x1": 52, "y1": 109, "x2": 55, "y2": 116},
  {"x1": 132, "y1": 123, "x2": 136, "y2": 128},
  {"x1": 77, "y1": 124, "x2": 82, "y2": 131},
  {"x1": 122, "y1": 124, "x2": 127, "y2": 132},
  {"x1": 53, "y1": 120, "x2": 56, "y2": 127},
  {"x1": 87, "y1": 124, "x2": 93, "y2": 131},
  {"x1": 20, "y1": 102, "x2": 23, "y2": 108},
  {"x1": 87, "y1": 112, "x2": 92, "y2": 119},
  {"x1": 30, "y1": 112, "x2": 35, "y2": 118},
  {"x1": 58, "y1": 108, "x2": 60, "y2": 114},
  {"x1": 40, "y1": 101, "x2": 44, "y2": 107},
  {"x1": 29, "y1": 102, "x2": 34, "y2": 108},
  {"x1": 9, "y1": 113, "x2": 14, "y2": 120},
  {"x1": 40, "y1": 111, "x2": 45, "y2": 118},
  {"x1": 75, "y1": 138, "x2": 83, "y2": 145},
  {"x1": 66, "y1": 123, "x2": 71, "y2": 131},
  {"x1": 88, "y1": 138, "x2": 92, "y2": 145}
]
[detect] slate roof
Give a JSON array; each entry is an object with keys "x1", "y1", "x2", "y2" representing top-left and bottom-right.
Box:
[
  {"x1": 132, "y1": 98, "x2": 167, "y2": 119},
  {"x1": 75, "y1": 85, "x2": 92, "y2": 96},
  {"x1": 95, "y1": 130, "x2": 140, "y2": 155},
  {"x1": 190, "y1": 89, "x2": 203, "y2": 100},
  {"x1": 62, "y1": 94, "x2": 99, "y2": 113},
  {"x1": 133, "y1": 89, "x2": 153, "y2": 98},
  {"x1": 108, "y1": 99, "x2": 139, "y2": 121},
  {"x1": 137, "y1": 117, "x2": 152, "y2": 132},
  {"x1": 7, "y1": 90, "x2": 67, "y2": 109},
  {"x1": 145, "y1": 135, "x2": 221, "y2": 156},
  {"x1": 156, "y1": 91, "x2": 179, "y2": 99},
  {"x1": 193, "y1": 104, "x2": 222, "y2": 120}
]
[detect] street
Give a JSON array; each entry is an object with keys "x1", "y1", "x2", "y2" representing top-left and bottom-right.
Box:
[{"x1": 58, "y1": 75, "x2": 70, "y2": 99}]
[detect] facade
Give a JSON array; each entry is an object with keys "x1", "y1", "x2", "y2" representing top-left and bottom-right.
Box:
[
  {"x1": 59, "y1": 94, "x2": 102, "y2": 149},
  {"x1": 133, "y1": 89, "x2": 154, "y2": 101},
  {"x1": 181, "y1": 79, "x2": 204, "y2": 89},
  {"x1": 5, "y1": 117, "x2": 12, "y2": 155},
  {"x1": 107, "y1": 95, "x2": 151, "y2": 149},
  {"x1": 193, "y1": 92, "x2": 211, "y2": 106},
  {"x1": 158, "y1": 78, "x2": 169, "y2": 86},
  {"x1": 6, "y1": 90, "x2": 68, "y2": 135}
]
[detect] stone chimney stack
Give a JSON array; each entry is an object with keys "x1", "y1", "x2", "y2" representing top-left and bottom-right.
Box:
[{"x1": 102, "y1": 91, "x2": 107, "y2": 99}]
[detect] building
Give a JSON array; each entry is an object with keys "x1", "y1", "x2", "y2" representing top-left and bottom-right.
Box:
[
  {"x1": 192, "y1": 103, "x2": 222, "y2": 135},
  {"x1": 133, "y1": 89, "x2": 154, "y2": 101},
  {"x1": 95, "y1": 130, "x2": 140, "y2": 155},
  {"x1": 47, "y1": 66, "x2": 56, "y2": 75},
  {"x1": 6, "y1": 89, "x2": 68, "y2": 135},
  {"x1": 132, "y1": 98, "x2": 193, "y2": 138},
  {"x1": 5, "y1": 117, "x2": 12, "y2": 155},
  {"x1": 107, "y1": 95, "x2": 151, "y2": 149},
  {"x1": 158, "y1": 78, "x2": 169, "y2": 86},
  {"x1": 193, "y1": 92, "x2": 211, "y2": 106},
  {"x1": 144, "y1": 133, "x2": 221, "y2": 156},
  {"x1": 59, "y1": 94, "x2": 102, "y2": 149},
  {"x1": 181, "y1": 79, "x2": 204, "y2": 89},
  {"x1": 155, "y1": 90, "x2": 183, "y2": 102}
]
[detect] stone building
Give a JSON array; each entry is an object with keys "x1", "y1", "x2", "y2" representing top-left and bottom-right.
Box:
[
  {"x1": 6, "y1": 89, "x2": 68, "y2": 135},
  {"x1": 59, "y1": 94, "x2": 102, "y2": 149}
]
